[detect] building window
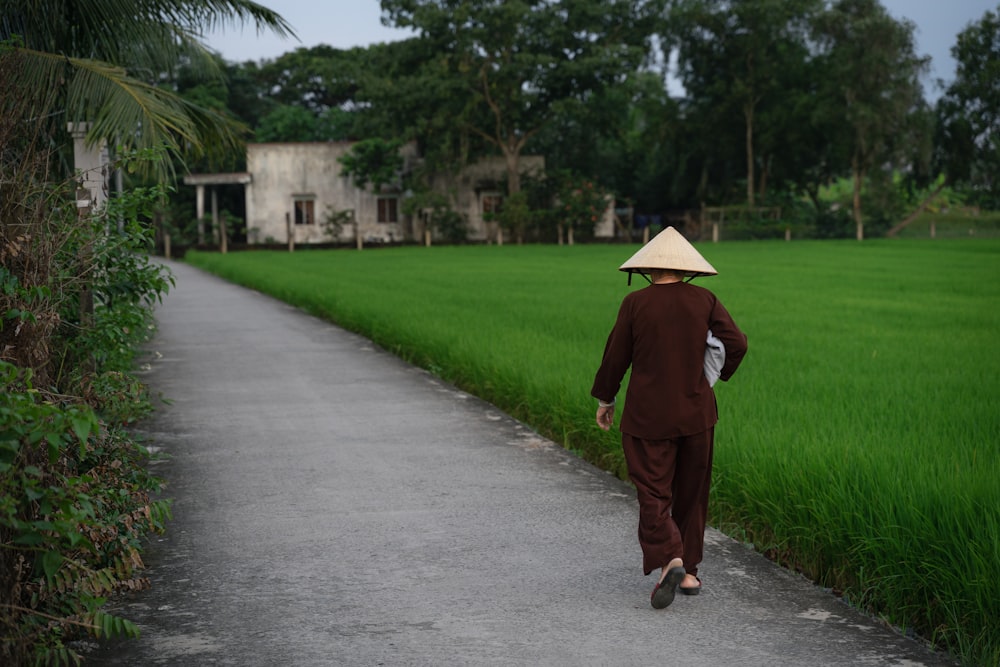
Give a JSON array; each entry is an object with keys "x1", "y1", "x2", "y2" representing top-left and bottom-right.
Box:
[
  {"x1": 294, "y1": 198, "x2": 315, "y2": 225},
  {"x1": 482, "y1": 193, "x2": 503, "y2": 216},
  {"x1": 377, "y1": 197, "x2": 398, "y2": 223}
]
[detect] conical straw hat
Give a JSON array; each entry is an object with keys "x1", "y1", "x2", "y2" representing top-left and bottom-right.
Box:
[{"x1": 619, "y1": 226, "x2": 718, "y2": 277}]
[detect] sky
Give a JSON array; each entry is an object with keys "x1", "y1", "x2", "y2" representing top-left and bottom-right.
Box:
[{"x1": 204, "y1": 1, "x2": 999, "y2": 99}]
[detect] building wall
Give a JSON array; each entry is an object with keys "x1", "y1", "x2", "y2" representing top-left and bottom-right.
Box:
[
  {"x1": 245, "y1": 142, "x2": 419, "y2": 245},
  {"x1": 67, "y1": 123, "x2": 109, "y2": 212},
  {"x1": 593, "y1": 196, "x2": 616, "y2": 239},
  {"x1": 245, "y1": 143, "x2": 562, "y2": 245}
]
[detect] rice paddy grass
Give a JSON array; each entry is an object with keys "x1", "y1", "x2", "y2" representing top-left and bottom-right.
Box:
[{"x1": 185, "y1": 238, "x2": 999, "y2": 665}]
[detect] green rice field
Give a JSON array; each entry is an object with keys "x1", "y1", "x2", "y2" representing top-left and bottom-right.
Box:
[{"x1": 185, "y1": 238, "x2": 999, "y2": 666}]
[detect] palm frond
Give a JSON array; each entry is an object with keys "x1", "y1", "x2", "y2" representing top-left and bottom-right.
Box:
[
  {"x1": 2, "y1": 0, "x2": 295, "y2": 73},
  {"x1": 1, "y1": 0, "x2": 294, "y2": 179},
  {"x1": 3, "y1": 47, "x2": 247, "y2": 178}
]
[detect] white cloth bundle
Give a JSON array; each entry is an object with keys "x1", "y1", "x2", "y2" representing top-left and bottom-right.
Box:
[{"x1": 704, "y1": 331, "x2": 725, "y2": 387}]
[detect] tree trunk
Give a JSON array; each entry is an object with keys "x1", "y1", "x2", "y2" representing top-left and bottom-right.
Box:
[
  {"x1": 503, "y1": 141, "x2": 521, "y2": 195},
  {"x1": 697, "y1": 164, "x2": 709, "y2": 203},
  {"x1": 852, "y1": 157, "x2": 864, "y2": 241},
  {"x1": 805, "y1": 184, "x2": 821, "y2": 211},
  {"x1": 744, "y1": 102, "x2": 755, "y2": 209},
  {"x1": 501, "y1": 137, "x2": 532, "y2": 243},
  {"x1": 758, "y1": 154, "x2": 770, "y2": 200},
  {"x1": 886, "y1": 180, "x2": 948, "y2": 237}
]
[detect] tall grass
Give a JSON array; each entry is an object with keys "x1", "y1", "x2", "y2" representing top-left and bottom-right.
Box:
[{"x1": 186, "y1": 239, "x2": 999, "y2": 666}]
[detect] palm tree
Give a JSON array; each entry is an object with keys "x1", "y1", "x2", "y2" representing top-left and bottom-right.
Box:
[{"x1": 0, "y1": 0, "x2": 295, "y2": 177}]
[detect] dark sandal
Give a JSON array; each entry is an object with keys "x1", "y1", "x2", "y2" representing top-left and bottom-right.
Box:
[
  {"x1": 680, "y1": 576, "x2": 702, "y2": 596},
  {"x1": 650, "y1": 566, "x2": 686, "y2": 609}
]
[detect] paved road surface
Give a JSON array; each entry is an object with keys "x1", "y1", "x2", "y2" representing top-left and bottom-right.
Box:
[{"x1": 85, "y1": 260, "x2": 955, "y2": 666}]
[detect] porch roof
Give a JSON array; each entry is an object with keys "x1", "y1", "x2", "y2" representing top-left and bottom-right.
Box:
[{"x1": 183, "y1": 172, "x2": 252, "y2": 186}]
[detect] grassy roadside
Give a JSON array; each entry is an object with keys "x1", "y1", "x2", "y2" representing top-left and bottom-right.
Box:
[{"x1": 186, "y1": 239, "x2": 999, "y2": 665}]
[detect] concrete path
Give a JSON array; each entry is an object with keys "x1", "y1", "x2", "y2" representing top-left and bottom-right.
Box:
[{"x1": 85, "y1": 260, "x2": 955, "y2": 666}]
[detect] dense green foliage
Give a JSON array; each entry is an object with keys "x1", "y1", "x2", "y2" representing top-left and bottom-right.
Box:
[
  {"x1": 161, "y1": 1, "x2": 1000, "y2": 246},
  {"x1": 1, "y1": 146, "x2": 174, "y2": 663},
  {"x1": 935, "y1": 7, "x2": 1000, "y2": 209},
  {"x1": 186, "y1": 239, "x2": 999, "y2": 666},
  {"x1": 0, "y1": 363, "x2": 171, "y2": 665},
  {"x1": 338, "y1": 138, "x2": 407, "y2": 190},
  {"x1": 809, "y1": 0, "x2": 928, "y2": 239},
  {"x1": 381, "y1": 0, "x2": 661, "y2": 196}
]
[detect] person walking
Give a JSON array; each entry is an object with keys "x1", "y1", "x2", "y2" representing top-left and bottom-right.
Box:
[{"x1": 591, "y1": 227, "x2": 748, "y2": 609}]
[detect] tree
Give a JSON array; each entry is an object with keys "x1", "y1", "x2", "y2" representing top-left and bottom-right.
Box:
[
  {"x1": 812, "y1": 0, "x2": 928, "y2": 240},
  {"x1": 402, "y1": 190, "x2": 468, "y2": 244},
  {"x1": 338, "y1": 137, "x2": 406, "y2": 190},
  {"x1": 0, "y1": 0, "x2": 294, "y2": 177},
  {"x1": 667, "y1": 0, "x2": 821, "y2": 208},
  {"x1": 886, "y1": 8, "x2": 1000, "y2": 237},
  {"x1": 601, "y1": 74, "x2": 689, "y2": 213},
  {"x1": 938, "y1": 6, "x2": 1000, "y2": 205},
  {"x1": 381, "y1": 0, "x2": 664, "y2": 198},
  {"x1": 554, "y1": 171, "x2": 610, "y2": 244},
  {"x1": 256, "y1": 105, "x2": 323, "y2": 142},
  {"x1": 526, "y1": 69, "x2": 680, "y2": 215},
  {"x1": 935, "y1": 9, "x2": 1000, "y2": 205},
  {"x1": 773, "y1": 49, "x2": 854, "y2": 217},
  {"x1": 257, "y1": 45, "x2": 366, "y2": 115},
  {"x1": 219, "y1": 59, "x2": 275, "y2": 133},
  {"x1": 353, "y1": 36, "x2": 492, "y2": 177}
]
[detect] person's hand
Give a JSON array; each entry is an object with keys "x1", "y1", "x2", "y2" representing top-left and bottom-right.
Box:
[{"x1": 596, "y1": 404, "x2": 615, "y2": 431}]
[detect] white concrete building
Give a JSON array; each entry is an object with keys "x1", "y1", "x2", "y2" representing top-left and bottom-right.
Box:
[
  {"x1": 244, "y1": 141, "x2": 415, "y2": 245},
  {"x1": 187, "y1": 141, "x2": 615, "y2": 245}
]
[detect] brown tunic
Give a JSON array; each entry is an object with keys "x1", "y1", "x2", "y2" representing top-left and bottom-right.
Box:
[{"x1": 591, "y1": 281, "x2": 747, "y2": 439}]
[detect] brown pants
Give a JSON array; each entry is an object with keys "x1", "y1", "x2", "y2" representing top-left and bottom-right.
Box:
[{"x1": 621, "y1": 428, "x2": 714, "y2": 577}]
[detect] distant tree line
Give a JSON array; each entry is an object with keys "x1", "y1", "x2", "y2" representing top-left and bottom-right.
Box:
[{"x1": 166, "y1": 0, "x2": 1000, "y2": 242}]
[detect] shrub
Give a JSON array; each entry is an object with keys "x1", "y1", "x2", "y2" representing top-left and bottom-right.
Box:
[
  {"x1": 1, "y1": 144, "x2": 173, "y2": 664},
  {"x1": 0, "y1": 362, "x2": 171, "y2": 665}
]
